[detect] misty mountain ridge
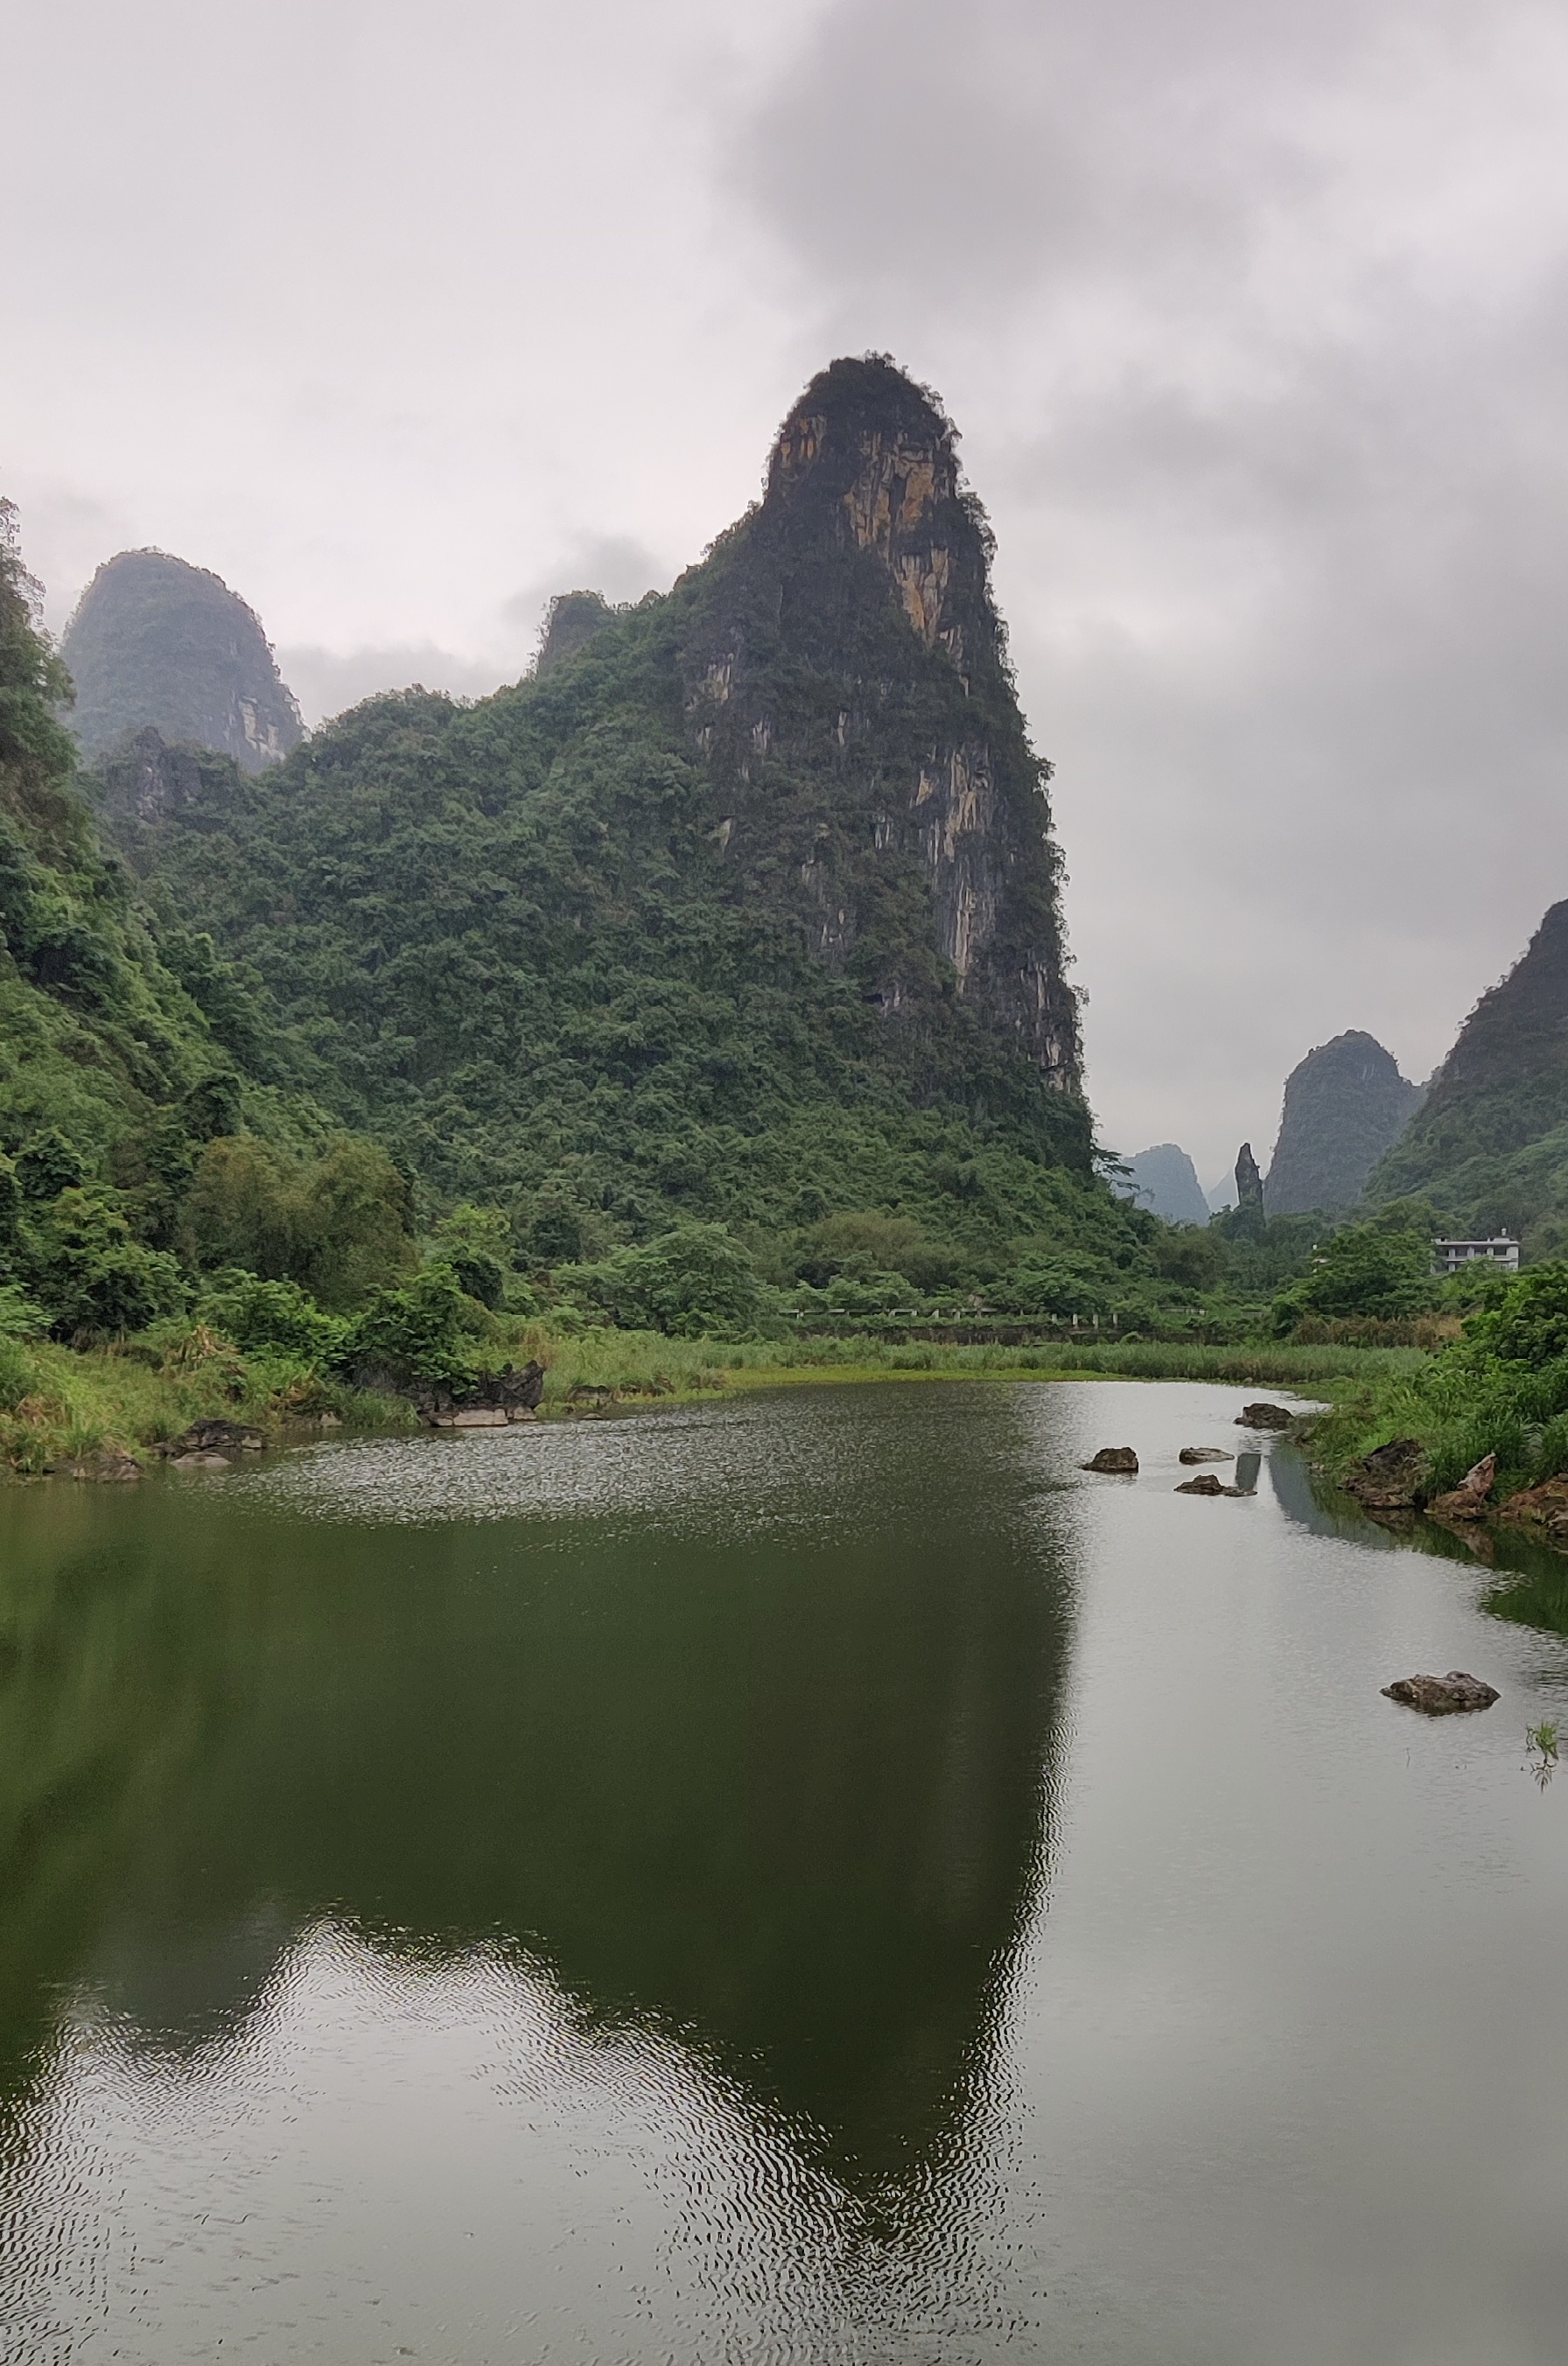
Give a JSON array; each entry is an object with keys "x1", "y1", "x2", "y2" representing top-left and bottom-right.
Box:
[
  {"x1": 62, "y1": 549, "x2": 304, "y2": 773},
  {"x1": 1113, "y1": 1144, "x2": 1210, "y2": 1227}
]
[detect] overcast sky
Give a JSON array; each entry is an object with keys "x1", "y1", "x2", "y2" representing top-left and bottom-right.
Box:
[{"x1": 6, "y1": 0, "x2": 1568, "y2": 1184}]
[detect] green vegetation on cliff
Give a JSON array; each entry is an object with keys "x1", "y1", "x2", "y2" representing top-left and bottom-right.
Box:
[
  {"x1": 102, "y1": 360, "x2": 1178, "y2": 1313},
  {"x1": 1264, "y1": 1031, "x2": 1422, "y2": 1214},
  {"x1": 1371, "y1": 901, "x2": 1568, "y2": 1252},
  {"x1": 0, "y1": 500, "x2": 420, "y2": 1367}
]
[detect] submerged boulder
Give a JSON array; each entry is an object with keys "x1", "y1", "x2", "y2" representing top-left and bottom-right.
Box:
[
  {"x1": 1179, "y1": 1446, "x2": 1233, "y2": 1465},
  {"x1": 1382, "y1": 1671, "x2": 1500, "y2": 1715},
  {"x1": 1082, "y1": 1446, "x2": 1138, "y2": 1474},
  {"x1": 49, "y1": 1446, "x2": 143, "y2": 1482},
  {"x1": 164, "y1": 1418, "x2": 266, "y2": 1456}
]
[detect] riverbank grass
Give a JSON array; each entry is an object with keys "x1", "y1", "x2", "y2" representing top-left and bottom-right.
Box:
[{"x1": 0, "y1": 1326, "x2": 1422, "y2": 1477}]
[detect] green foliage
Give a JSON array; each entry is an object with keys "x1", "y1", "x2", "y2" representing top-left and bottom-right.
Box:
[
  {"x1": 1272, "y1": 1209, "x2": 1439, "y2": 1333},
  {"x1": 1462, "y1": 1262, "x2": 1568, "y2": 1367},
  {"x1": 26, "y1": 1186, "x2": 186, "y2": 1339},
  {"x1": 1369, "y1": 903, "x2": 1568, "y2": 1247},
  {"x1": 179, "y1": 1133, "x2": 415, "y2": 1309},
  {"x1": 562, "y1": 1222, "x2": 769, "y2": 1337},
  {"x1": 1311, "y1": 1260, "x2": 1568, "y2": 1505},
  {"x1": 426, "y1": 1203, "x2": 512, "y2": 1309},
  {"x1": 346, "y1": 1263, "x2": 477, "y2": 1389},
  {"x1": 195, "y1": 1272, "x2": 352, "y2": 1365}
]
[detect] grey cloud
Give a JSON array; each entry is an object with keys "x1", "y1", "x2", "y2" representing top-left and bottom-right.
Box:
[
  {"x1": 732, "y1": 0, "x2": 1568, "y2": 1173},
  {"x1": 276, "y1": 645, "x2": 516, "y2": 732}
]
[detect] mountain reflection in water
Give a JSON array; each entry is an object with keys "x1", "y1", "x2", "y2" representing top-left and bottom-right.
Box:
[{"x1": 0, "y1": 1387, "x2": 1074, "y2": 2216}]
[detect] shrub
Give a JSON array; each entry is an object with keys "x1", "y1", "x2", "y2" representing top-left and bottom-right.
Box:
[
  {"x1": 346, "y1": 1263, "x2": 476, "y2": 1388},
  {"x1": 563, "y1": 1222, "x2": 766, "y2": 1337},
  {"x1": 1273, "y1": 1219, "x2": 1438, "y2": 1332},
  {"x1": 196, "y1": 1272, "x2": 352, "y2": 1365},
  {"x1": 1464, "y1": 1262, "x2": 1568, "y2": 1367},
  {"x1": 28, "y1": 1186, "x2": 186, "y2": 1338}
]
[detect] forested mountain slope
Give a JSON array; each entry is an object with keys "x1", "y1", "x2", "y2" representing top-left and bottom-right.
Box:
[
  {"x1": 116, "y1": 358, "x2": 1137, "y2": 1272},
  {"x1": 1371, "y1": 901, "x2": 1568, "y2": 1252},
  {"x1": 63, "y1": 550, "x2": 304, "y2": 770},
  {"x1": 0, "y1": 501, "x2": 414, "y2": 1337},
  {"x1": 1264, "y1": 1031, "x2": 1422, "y2": 1214}
]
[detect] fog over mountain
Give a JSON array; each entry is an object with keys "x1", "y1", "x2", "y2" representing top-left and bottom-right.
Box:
[{"x1": 7, "y1": 0, "x2": 1568, "y2": 1172}]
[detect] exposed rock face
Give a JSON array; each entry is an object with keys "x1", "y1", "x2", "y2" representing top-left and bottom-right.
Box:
[
  {"x1": 1498, "y1": 1475, "x2": 1568, "y2": 1539},
  {"x1": 1342, "y1": 1437, "x2": 1428, "y2": 1510},
  {"x1": 1114, "y1": 1144, "x2": 1209, "y2": 1226},
  {"x1": 679, "y1": 358, "x2": 1081, "y2": 1088},
  {"x1": 1382, "y1": 1672, "x2": 1499, "y2": 1715},
  {"x1": 411, "y1": 1361, "x2": 546, "y2": 1429},
  {"x1": 1083, "y1": 1446, "x2": 1138, "y2": 1473},
  {"x1": 1264, "y1": 1031, "x2": 1423, "y2": 1214},
  {"x1": 62, "y1": 549, "x2": 304, "y2": 772},
  {"x1": 1428, "y1": 1452, "x2": 1496, "y2": 1521},
  {"x1": 96, "y1": 726, "x2": 243, "y2": 829},
  {"x1": 1235, "y1": 1143, "x2": 1264, "y2": 1209},
  {"x1": 535, "y1": 590, "x2": 619, "y2": 675}
]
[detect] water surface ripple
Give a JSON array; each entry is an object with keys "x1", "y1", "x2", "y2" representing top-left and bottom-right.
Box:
[{"x1": 2, "y1": 1380, "x2": 1567, "y2": 2362}]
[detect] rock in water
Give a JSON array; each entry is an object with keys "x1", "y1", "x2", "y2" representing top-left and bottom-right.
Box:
[
  {"x1": 1498, "y1": 1476, "x2": 1568, "y2": 1539},
  {"x1": 1083, "y1": 1446, "x2": 1138, "y2": 1473},
  {"x1": 1237, "y1": 1402, "x2": 1292, "y2": 1430},
  {"x1": 1179, "y1": 1446, "x2": 1233, "y2": 1464},
  {"x1": 48, "y1": 1446, "x2": 142, "y2": 1482},
  {"x1": 1175, "y1": 1472, "x2": 1245, "y2": 1496},
  {"x1": 165, "y1": 1418, "x2": 266, "y2": 1456},
  {"x1": 1427, "y1": 1452, "x2": 1497, "y2": 1521},
  {"x1": 412, "y1": 1361, "x2": 546, "y2": 1429},
  {"x1": 1264, "y1": 1032, "x2": 1424, "y2": 1214},
  {"x1": 62, "y1": 549, "x2": 305, "y2": 771},
  {"x1": 1382, "y1": 1672, "x2": 1500, "y2": 1715}
]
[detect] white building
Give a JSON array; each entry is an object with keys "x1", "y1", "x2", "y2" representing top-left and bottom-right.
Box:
[{"x1": 1432, "y1": 1233, "x2": 1520, "y2": 1278}]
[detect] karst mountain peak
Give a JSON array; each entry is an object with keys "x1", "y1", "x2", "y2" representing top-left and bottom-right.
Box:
[{"x1": 676, "y1": 354, "x2": 1080, "y2": 1090}]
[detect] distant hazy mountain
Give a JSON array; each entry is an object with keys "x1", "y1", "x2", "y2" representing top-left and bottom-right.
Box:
[
  {"x1": 1264, "y1": 1031, "x2": 1422, "y2": 1214},
  {"x1": 1114, "y1": 1144, "x2": 1210, "y2": 1226},
  {"x1": 1206, "y1": 1174, "x2": 1238, "y2": 1213},
  {"x1": 1370, "y1": 900, "x2": 1568, "y2": 1250},
  {"x1": 62, "y1": 549, "x2": 304, "y2": 771}
]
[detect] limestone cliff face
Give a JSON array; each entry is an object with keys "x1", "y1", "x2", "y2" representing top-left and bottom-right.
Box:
[
  {"x1": 62, "y1": 550, "x2": 304, "y2": 773},
  {"x1": 677, "y1": 357, "x2": 1081, "y2": 1089}
]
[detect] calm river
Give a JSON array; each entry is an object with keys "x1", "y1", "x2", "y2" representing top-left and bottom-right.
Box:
[{"x1": 4, "y1": 1380, "x2": 1568, "y2": 2364}]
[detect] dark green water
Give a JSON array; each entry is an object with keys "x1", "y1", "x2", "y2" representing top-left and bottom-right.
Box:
[{"x1": 3, "y1": 1381, "x2": 1568, "y2": 2363}]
